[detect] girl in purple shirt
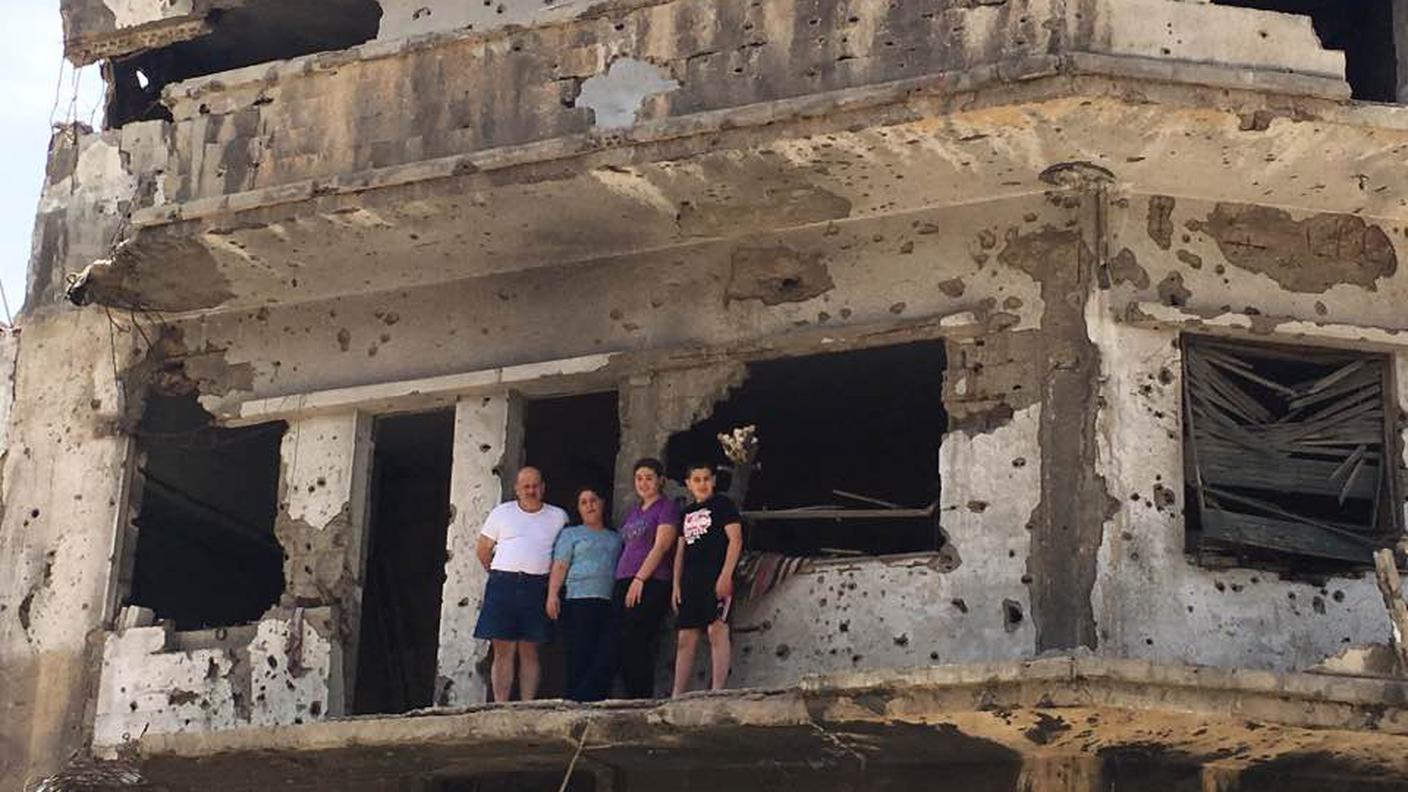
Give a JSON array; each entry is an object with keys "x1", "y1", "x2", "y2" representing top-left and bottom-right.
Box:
[{"x1": 612, "y1": 457, "x2": 680, "y2": 698}]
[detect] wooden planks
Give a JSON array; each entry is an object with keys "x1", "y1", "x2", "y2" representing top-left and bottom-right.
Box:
[
  {"x1": 1373, "y1": 549, "x2": 1408, "y2": 674},
  {"x1": 1183, "y1": 337, "x2": 1399, "y2": 563}
]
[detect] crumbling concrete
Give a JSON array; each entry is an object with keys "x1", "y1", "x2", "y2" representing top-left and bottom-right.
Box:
[
  {"x1": 8, "y1": 0, "x2": 1408, "y2": 788},
  {"x1": 93, "y1": 607, "x2": 342, "y2": 746},
  {"x1": 435, "y1": 394, "x2": 522, "y2": 707}
]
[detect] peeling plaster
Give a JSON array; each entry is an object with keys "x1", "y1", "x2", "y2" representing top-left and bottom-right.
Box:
[
  {"x1": 1089, "y1": 304, "x2": 1393, "y2": 671},
  {"x1": 435, "y1": 394, "x2": 519, "y2": 707},
  {"x1": 1190, "y1": 204, "x2": 1398, "y2": 294},
  {"x1": 93, "y1": 609, "x2": 340, "y2": 747},
  {"x1": 576, "y1": 59, "x2": 680, "y2": 130}
]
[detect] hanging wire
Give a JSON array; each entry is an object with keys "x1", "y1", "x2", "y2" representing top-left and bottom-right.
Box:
[
  {"x1": 0, "y1": 277, "x2": 15, "y2": 329},
  {"x1": 47, "y1": 53, "x2": 67, "y2": 126}
]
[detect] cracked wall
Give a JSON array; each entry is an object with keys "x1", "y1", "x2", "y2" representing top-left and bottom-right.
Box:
[
  {"x1": 90, "y1": 413, "x2": 371, "y2": 747},
  {"x1": 1090, "y1": 194, "x2": 1408, "y2": 671},
  {"x1": 8, "y1": 3, "x2": 1406, "y2": 784},
  {"x1": 169, "y1": 193, "x2": 1060, "y2": 703},
  {"x1": 0, "y1": 311, "x2": 138, "y2": 789},
  {"x1": 124, "y1": 0, "x2": 1067, "y2": 203},
  {"x1": 435, "y1": 394, "x2": 521, "y2": 707},
  {"x1": 92, "y1": 608, "x2": 342, "y2": 747}
]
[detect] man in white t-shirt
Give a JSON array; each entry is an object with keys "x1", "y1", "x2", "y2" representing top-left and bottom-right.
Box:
[{"x1": 473, "y1": 466, "x2": 569, "y2": 702}]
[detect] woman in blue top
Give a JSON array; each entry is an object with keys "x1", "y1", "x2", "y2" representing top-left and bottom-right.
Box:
[{"x1": 546, "y1": 485, "x2": 623, "y2": 702}]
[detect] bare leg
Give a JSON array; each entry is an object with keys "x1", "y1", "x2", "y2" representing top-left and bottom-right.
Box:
[
  {"x1": 707, "y1": 620, "x2": 731, "y2": 691},
  {"x1": 672, "y1": 629, "x2": 701, "y2": 697},
  {"x1": 490, "y1": 640, "x2": 517, "y2": 702},
  {"x1": 517, "y1": 641, "x2": 541, "y2": 700}
]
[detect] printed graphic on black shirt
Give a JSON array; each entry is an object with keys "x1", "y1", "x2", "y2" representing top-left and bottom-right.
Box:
[{"x1": 680, "y1": 494, "x2": 740, "y2": 585}]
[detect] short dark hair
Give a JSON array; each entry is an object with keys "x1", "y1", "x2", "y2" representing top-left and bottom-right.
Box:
[
  {"x1": 684, "y1": 461, "x2": 715, "y2": 477},
  {"x1": 574, "y1": 484, "x2": 606, "y2": 502},
  {"x1": 633, "y1": 457, "x2": 665, "y2": 477}
]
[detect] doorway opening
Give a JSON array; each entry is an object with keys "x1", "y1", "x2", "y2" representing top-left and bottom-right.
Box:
[
  {"x1": 353, "y1": 409, "x2": 456, "y2": 715},
  {"x1": 495, "y1": 390, "x2": 619, "y2": 701},
  {"x1": 522, "y1": 391, "x2": 621, "y2": 522}
]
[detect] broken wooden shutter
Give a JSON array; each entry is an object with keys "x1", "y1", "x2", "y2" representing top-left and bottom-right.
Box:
[{"x1": 1183, "y1": 337, "x2": 1401, "y2": 565}]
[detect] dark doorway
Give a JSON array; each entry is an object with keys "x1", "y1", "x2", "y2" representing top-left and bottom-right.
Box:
[
  {"x1": 666, "y1": 341, "x2": 947, "y2": 558},
  {"x1": 354, "y1": 409, "x2": 455, "y2": 715},
  {"x1": 522, "y1": 391, "x2": 621, "y2": 522},
  {"x1": 510, "y1": 390, "x2": 620, "y2": 701},
  {"x1": 127, "y1": 392, "x2": 286, "y2": 630},
  {"x1": 1211, "y1": 0, "x2": 1399, "y2": 102}
]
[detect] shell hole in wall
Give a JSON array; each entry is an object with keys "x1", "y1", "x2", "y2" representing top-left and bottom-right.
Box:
[
  {"x1": 1210, "y1": 0, "x2": 1401, "y2": 102},
  {"x1": 125, "y1": 392, "x2": 286, "y2": 630},
  {"x1": 105, "y1": 0, "x2": 383, "y2": 127},
  {"x1": 665, "y1": 340, "x2": 947, "y2": 558},
  {"x1": 353, "y1": 408, "x2": 455, "y2": 715}
]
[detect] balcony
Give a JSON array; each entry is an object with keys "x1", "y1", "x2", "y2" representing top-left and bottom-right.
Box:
[{"x1": 31, "y1": 0, "x2": 1407, "y2": 317}]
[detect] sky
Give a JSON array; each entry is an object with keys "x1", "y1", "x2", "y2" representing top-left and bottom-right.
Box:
[{"x1": 1, "y1": 0, "x2": 104, "y2": 325}]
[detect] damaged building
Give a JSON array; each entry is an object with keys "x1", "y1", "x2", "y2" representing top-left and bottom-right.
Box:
[{"x1": 6, "y1": 0, "x2": 1408, "y2": 789}]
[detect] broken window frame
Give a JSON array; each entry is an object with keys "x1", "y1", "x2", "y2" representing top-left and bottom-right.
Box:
[
  {"x1": 1181, "y1": 333, "x2": 1405, "y2": 570},
  {"x1": 110, "y1": 394, "x2": 288, "y2": 632}
]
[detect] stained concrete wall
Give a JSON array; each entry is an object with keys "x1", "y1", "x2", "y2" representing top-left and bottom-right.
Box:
[
  {"x1": 92, "y1": 608, "x2": 341, "y2": 746},
  {"x1": 729, "y1": 405, "x2": 1041, "y2": 686},
  {"x1": 375, "y1": 0, "x2": 607, "y2": 43},
  {"x1": 1090, "y1": 194, "x2": 1408, "y2": 670},
  {"x1": 7, "y1": 1, "x2": 1405, "y2": 787},
  {"x1": 0, "y1": 311, "x2": 140, "y2": 790},
  {"x1": 88, "y1": 412, "x2": 370, "y2": 749},
  {"x1": 155, "y1": 0, "x2": 1060, "y2": 205},
  {"x1": 177, "y1": 193, "x2": 1059, "y2": 702},
  {"x1": 436, "y1": 394, "x2": 522, "y2": 707}
]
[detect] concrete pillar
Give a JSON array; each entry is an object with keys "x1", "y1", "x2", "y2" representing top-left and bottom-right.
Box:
[
  {"x1": 611, "y1": 364, "x2": 746, "y2": 523},
  {"x1": 276, "y1": 411, "x2": 373, "y2": 713},
  {"x1": 1018, "y1": 755, "x2": 1102, "y2": 792},
  {"x1": 613, "y1": 374, "x2": 658, "y2": 524},
  {"x1": 435, "y1": 392, "x2": 524, "y2": 707}
]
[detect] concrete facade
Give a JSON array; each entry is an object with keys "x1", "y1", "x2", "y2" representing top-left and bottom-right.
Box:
[{"x1": 6, "y1": 0, "x2": 1408, "y2": 789}]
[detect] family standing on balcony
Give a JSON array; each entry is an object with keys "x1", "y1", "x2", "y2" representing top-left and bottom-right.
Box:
[{"x1": 473, "y1": 460, "x2": 744, "y2": 702}]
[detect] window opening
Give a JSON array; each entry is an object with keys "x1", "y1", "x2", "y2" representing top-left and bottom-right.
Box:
[
  {"x1": 1183, "y1": 336, "x2": 1402, "y2": 570},
  {"x1": 106, "y1": 0, "x2": 382, "y2": 127},
  {"x1": 126, "y1": 392, "x2": 285, "y2": 630},
  {"x1": 1210, "y1": 0, "x2": 1399, "y2": 102},
  {"x1": 353, "y1": 409, "x2": 455, "y2": 715},
  {"x1": 665, "y1": 341, "x2": 947, "y2": 558}
]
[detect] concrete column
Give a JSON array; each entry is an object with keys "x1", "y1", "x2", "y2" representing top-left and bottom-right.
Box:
[
  {"x1": 276, "y1": 411, "x2": 374, "y2": 713},
  {"x1": 435, "y1": 392, "x2": 524, "y2": 707},
  {"x1": 1018, "y1": 755, "x2": 1102, "y2": 792},
  {"x1": 611, "y1": 365, "x2": 746, "y2": 523},
  {"x1": 613, "y1": 374, "x2": 658, "y2": 524}
]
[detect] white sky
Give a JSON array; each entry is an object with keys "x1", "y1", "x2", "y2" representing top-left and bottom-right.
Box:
[{"x1": 1, "y1": 0, "x2": 104, "y2": 323}]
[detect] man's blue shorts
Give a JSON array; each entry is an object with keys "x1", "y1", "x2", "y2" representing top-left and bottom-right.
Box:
[{"x1": 473, "y1": 570, "x2": 552, "y2": 643}]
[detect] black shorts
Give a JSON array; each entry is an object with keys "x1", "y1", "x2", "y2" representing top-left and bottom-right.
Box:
[{"x1": 677, "y1": 576, "x2": 732, "y2": 630}]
